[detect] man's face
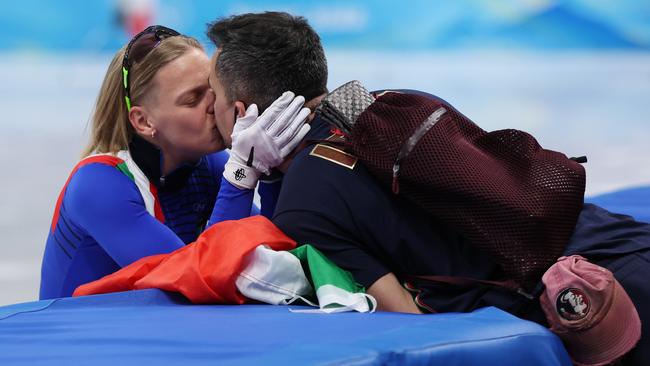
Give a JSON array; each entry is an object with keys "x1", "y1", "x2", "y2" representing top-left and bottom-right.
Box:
[{"x1": 208, "y1": 53, "x2": 237, "y2": 148}]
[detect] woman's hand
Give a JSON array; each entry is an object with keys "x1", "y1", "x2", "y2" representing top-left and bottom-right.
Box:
[{"x1": 224, "y1": 91, "x2": 311, "y2": 189}]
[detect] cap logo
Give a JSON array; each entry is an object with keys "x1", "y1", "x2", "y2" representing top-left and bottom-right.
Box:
[{"x1": 556, "y1": 288, "x2": 590, "y2": 321}]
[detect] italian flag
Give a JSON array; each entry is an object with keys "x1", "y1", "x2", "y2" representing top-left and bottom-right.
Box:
[
  {"x1": 74, "y1": 216, "x2": 376, "y2": 313},
  {"x1": 237, "y1": 244, "x2": 377, "y2": 313}
]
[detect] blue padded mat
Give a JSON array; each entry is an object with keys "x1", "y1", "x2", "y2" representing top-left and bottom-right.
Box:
[
  {"x1": 2, "y1": 185, "x2": 647, "y2": 365},
  {"x1": 586, "y1": 185, "x2": 650, "y2": 223},
  {"x1": 0, "y1": 289, "x2": 570, "y2": 365}
]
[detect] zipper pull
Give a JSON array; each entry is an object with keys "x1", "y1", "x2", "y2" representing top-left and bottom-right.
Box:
[{"x1": 392, "y1": 163, "x2": 400, "y2": 194}]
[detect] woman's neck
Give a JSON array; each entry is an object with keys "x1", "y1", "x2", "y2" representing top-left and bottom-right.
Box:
[
  {"x1": 160, "y1": 150, "x2": 197, "y2": 176},
  {"x1": 129, "y1": 135, "x2": 196, "y2": 187},
  {"x1": 160, "y1": 152, "x2": 177, "y2": 176}
]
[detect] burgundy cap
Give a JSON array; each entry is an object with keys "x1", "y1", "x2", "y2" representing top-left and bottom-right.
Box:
[{"x1": 540, "y1": 255, "x2": 641, "y2": 366}]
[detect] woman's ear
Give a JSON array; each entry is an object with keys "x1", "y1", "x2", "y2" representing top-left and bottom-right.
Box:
[
  {"x1": 234, "y1": 101, "x2": 247, "y2": 118},
  {"x1": 128, "y1": 106, "x2": 155, "y2": 137}
]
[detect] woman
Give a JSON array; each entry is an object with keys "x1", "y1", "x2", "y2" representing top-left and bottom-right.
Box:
[{"x1": 39, "y1": 26, "x2": 309, "y2": 299}]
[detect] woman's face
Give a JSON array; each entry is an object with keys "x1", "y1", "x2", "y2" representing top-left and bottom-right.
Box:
[{"x1": 143, "y1": 48, "x2": 224, "y2": 164}]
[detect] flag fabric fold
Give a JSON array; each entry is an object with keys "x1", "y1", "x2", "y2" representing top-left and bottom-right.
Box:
[
  {"x1": 237, "y1": 244, "x2": 376, "y2": 313},
  {"x1": 74, "y1": 216, "x2": 375, "y2": 312}
]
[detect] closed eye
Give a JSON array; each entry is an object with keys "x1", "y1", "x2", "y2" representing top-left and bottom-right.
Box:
[
  {"x1": 183, "y1": 94, "x2": 199, "y2": 105},
  {"x1": 177, "y1": 86, "x2": 208, "y2": 106}
]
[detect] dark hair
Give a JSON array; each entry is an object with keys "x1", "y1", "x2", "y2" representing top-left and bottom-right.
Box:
[{"x1": 207, "y1": 12, "x2": 328, "y2": 111}]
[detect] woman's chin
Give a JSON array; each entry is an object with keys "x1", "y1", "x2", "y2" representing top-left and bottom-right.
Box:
[
  {"x1": 208, "y1": 130, "x2": 226, "y2": 152},
  {"x1": 208, "y1": 139, "x2": 226, "y2": 154}
]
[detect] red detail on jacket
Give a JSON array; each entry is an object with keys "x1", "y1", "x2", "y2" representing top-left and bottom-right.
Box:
[{"x1": 50, "y1": 155, "x2": 124, "y2": 234}]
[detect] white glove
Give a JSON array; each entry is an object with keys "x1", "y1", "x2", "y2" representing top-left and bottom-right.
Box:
[{"x1": 224, "y1": 91, "x2": 311, "y2": 189}]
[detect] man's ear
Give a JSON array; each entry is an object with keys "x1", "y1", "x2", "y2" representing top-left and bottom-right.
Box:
[
  {"x1": 128, "y1": 106, "x2": 155, "y2": 137},
  {"x1": 234, "y1": 101, "x2": 247, "y2": 118}
]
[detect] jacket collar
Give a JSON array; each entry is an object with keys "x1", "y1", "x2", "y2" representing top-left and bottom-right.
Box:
[{"x1": 128, "y1": 135, "x2": 199, "y2": 191}]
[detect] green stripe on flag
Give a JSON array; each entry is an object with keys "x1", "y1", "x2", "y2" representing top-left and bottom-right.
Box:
[{"x1": 289, "y1": 245, "x2": 366, "y2": 295}]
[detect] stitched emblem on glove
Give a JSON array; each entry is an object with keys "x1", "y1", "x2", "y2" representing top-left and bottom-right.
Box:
[{"x1": 234, "y1": 168, "x2": 247, "y2": 181}]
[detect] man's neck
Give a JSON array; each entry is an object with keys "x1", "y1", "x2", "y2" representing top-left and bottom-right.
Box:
[{"x1": 304, "y1": 93, "x2": 326, "y2": 112}]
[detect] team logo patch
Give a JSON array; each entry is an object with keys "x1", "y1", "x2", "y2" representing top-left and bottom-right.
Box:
[{"x1": 556, "y1": 287, "x2": 590, "y2": 321}]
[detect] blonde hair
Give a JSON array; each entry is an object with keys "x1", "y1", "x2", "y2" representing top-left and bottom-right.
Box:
[{"x1": 83, "y1": 36, "x2": 203, "y2": 156}]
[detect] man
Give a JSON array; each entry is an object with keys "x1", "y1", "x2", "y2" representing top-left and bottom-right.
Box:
[
  {"x1": 206, "y1": 12, "x2": 650, "y2": 364},
  {"x1": 206, "y1": 12, "x2": 422, "y2": 313}
]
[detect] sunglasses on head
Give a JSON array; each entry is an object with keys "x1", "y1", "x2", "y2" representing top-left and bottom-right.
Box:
[{"x1": 122, "y1": 25, "x2": 181, "y2": 112}]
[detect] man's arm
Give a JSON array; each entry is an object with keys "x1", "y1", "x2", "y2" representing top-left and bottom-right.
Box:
[
  {"x1": 274, "y1": 209, "x2": 421, "y2": 314},
  {"x1": 368, "y1": 272, "x2": 422, "y2": 314}
]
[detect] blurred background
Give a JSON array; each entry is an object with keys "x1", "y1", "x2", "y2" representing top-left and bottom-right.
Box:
[{"x1": 0, "y1": 0, "x2": 649, "y2": 306}]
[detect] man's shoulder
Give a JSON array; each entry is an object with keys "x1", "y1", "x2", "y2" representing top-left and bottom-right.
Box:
[
  {"x1": 275, "y1": 136, "x2": 383, "y2": 218},
  {"x1": 289, "y1": 117, "x2": 359, "y2": 175},
  {"x1": 305, "y1": 137, "x2": 358, "y2": 170},
  {"x1": 286, "y1": 137, "x2": 365, "y2": 188}
]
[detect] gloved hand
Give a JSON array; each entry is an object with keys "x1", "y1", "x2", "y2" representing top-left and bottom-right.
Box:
[{"x1": 224, "y1": 91, "x2": 311, "y2": 189}]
